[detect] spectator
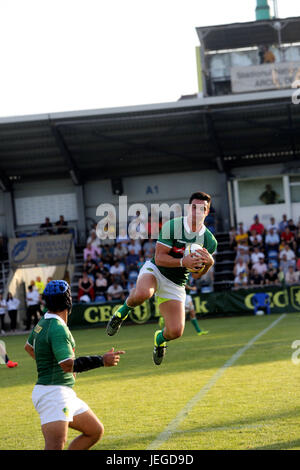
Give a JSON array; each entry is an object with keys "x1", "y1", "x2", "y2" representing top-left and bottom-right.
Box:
[
  {"x1": 235, "y1": 245, "x2": 250, "y2": 265},
  {"x1": 6, "y1": 292, "x2": 20, "y2": 332},
  {"x1": 25, "y1": 285, "x2": 40, "y2": 331},
  {"x1": 287, "y1": 218, "x2": 297, "y2": 234},
  {"x1": 87, "y1": 231, "x2": 102, "y2": 251},
  {"x1": 279, "y1": 243, "x2": 296, "y2": 263},
  {"x1": 252, "y1": 257, "x2": 268, "y2": 277},
  {"x1": 279, "y1": 253, "x2": 295, "y2": 275},
  {"x1": 109, "y1": 261, "x2": 126, "y2": 283},
  {"x1": 128, "y1": 210, "x2": 147, "y2": 238},
  {"x1": 126, "y1": 280, "x2": 136, "y2": 295},
  {"x1": 147, "y1": 213, "x2": 161, "y2": 239},
  {"x1": 0, "y1": 293, "x2": 7, "y2": 335},
  {"x1": 83, "y1": 255, "x2": 99, "y2": 280},
  {"x1": 127, "y1": 267, "x2": 139, "y2": 283},
  {"x1": 116, "y1": 227, "x2": 130, "y2": 245},
  {"x1": 278, "y1": 214, "x2": 288, "y2": 234},
  {"x1": 249, "y1": 269, "x2": 264, "y2": 287},
  {"x1": 101, "y1": 244, "x2": 114, "y2": 264},
  {"x1": 259, "y1": 184, "x2": 278, "y2": 204},
  {"x1": 235, "y1": 226, "x2": 249, "y2": 246},
  {"x1": 142, "y1": 239, "x2": 156, "y2": 259},
  {"x1": 126, "y1": 248, "x2": 140, "y2": 270},
  {"x1": 78, "y1": 272, "x2": 95, "y2": 302},
  {"x1": 98, "y1": 261, "x2": 110, "y2": 279},
  {"x1": 265, "y1": 228, "x2": 280, "y2": 253},
  {"x1": 127, "y1": 239, "x2": 142, "y2": 256},
  {"x1": 249, "y1": 229, "x2": 263, "y2": 249},
  {"x1": 281, "y1": 227, "x2": 296, "y2": 251},
  {"x1": 297, "y1": 257, "x2": 300, "y2": 272},
  {"x1": 264, "y1": 266, "x2": 280, "y2": 286},
  {"x1": 234, "y1": 258, "x2": 249, "y2": 278},
  {"x1": 137, "y1": 256, "x2": 145, "y2": 270},
  {"x1": 55, "y1": 215, "x2": 69, "y2": 234},
  {"x1": 195, "y1": 266, "x2": 214, "y2": 292},
  {"x1": 113, "y1": 242, "x2": 128, "y2": 261},
  {"x1": 40, "y1": 217, "x2": 53, "y2": 235},
  {"x1": 234, "y1": 272, "x2": 248, "y2": 289},
  {"x1": 106, "y1": 281, "x2": 125, "y2": 302},
  {"x1": 267, "y1": 217, "x2": 278, "y2": 233},
  {"x1": 204, "y1": 205, "x2": 216, "y2": 234},
  {"x1": 263, "y1": 46, "x2": 275, "y2": 64},
  {"x1": 285, "y1": 265, "x2": 300, "y2": 285},
  {"x1": 250, "y1": 215, "x2": 265, "y2": 236},
  {"x1": 35, "y1": 276, "x2": 45, "y2": 295},
  {"x1": 250, "y1": 246, "x2": 265, "y2": 266},
  {"x1": 94, "y1": 273, "x2": 108, "y2": 301},
  {"x1": 83, "y1": 242, "x2": 101, "y2": 261}
]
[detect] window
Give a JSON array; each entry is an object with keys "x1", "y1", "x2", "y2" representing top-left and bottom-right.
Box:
[
  {"x1": 238, "y1": 177, "x2": 285, "y2": 207},
  {"x1": 290, "y1": 176, "x2": 300, "y2": 203}
]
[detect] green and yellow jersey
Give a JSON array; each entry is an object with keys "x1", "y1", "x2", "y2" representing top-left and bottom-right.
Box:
[
  {"x1": 26, "y1": 313, "x2": 75, "y2": 388},
  {"x1": 152, "y1": 216, "x2": 217, "y2": 286}
]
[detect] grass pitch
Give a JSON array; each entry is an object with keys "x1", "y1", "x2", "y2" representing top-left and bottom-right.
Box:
[{"x1": 1, "y1": 312, "x2": 300, "y2": 450}]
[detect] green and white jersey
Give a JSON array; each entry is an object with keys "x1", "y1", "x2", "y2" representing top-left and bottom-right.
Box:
[
  {"x1": 27, "y1": 313, "x2": 75, "y2": 388},
  {"x1": 152, "y1": 216, "x2": 217, "y2": 286}
]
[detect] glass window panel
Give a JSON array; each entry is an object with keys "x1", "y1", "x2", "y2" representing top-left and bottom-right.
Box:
[{"x1": 238, "y1": 178, "x2": 285, "y2": 207}]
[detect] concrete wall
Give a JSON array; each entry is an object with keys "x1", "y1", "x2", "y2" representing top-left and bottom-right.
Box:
[{"x1": 84, "y1": 170, "x2": 223, "y2": 229}]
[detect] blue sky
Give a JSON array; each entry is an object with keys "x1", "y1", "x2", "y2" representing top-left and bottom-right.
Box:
[{"x1": 0, "y1": 0, "x2": 298, "y2": 117}]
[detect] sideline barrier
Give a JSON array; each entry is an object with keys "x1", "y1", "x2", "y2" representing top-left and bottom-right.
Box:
[{"x1": 68, "y1": 284, "x2": 300, "y2": 329}]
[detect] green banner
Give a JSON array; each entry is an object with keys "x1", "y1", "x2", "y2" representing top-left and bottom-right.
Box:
[{"x1": 68, "y1": 284, "x2": 300, "y2": 329}]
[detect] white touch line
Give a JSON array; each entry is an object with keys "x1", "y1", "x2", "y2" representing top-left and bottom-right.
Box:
[{"x1": 147, "y1": 314, "x2": 286, "y2": 450}]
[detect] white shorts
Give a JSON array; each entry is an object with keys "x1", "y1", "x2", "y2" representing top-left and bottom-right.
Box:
[
  {"x1": 138, "y1": 260, "x2": 186, "y2": 303},
  {"x1": 185, "y1": 294, "x2": 194, "y2": 312},
  {"x1": 32, "y1": 384, "x2": 89, "y2": 425}
]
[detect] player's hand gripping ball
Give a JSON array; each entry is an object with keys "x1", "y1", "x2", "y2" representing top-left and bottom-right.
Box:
[{"x1": 184, "y1": 243, "x2": 206, "y2": 273}]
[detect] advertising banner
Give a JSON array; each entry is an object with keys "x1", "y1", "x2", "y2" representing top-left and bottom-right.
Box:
[
  {"x1": 231, "y1": 61, "x2": 300, "y2": 93},
  {"x1": 69, "y1": 284, "x2": 300, "y2": 329},
  {"x1": 8, "y1": 234, "x2": 74, "y2": 268}
]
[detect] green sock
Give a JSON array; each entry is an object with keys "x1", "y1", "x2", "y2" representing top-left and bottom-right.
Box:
[
  {"x1": 155, "y1": 329, "x2": 169, "y2": 346},
  {"x1": 191, "y1": 318, "x2": 201, "y2": 334},
  {"x1": 116, "y1": 300, "x2": 132, "y2": 319}
]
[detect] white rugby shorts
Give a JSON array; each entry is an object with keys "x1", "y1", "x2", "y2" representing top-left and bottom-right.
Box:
[
  {"x1": 32, "y1": 384, "x2": 89, "y2": 425},
  {"x1": 185, "y1": 294, "x2": 194, "y2": 312},
  {"x1": 138, "y1": 260, "x2": 186, "y2": 303}
]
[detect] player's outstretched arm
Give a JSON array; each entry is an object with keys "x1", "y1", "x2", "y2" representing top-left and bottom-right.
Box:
[
  {"x1": 59, "y1": 347, "x2": 125, "y2": 373},
  {"x1": 102, "y1": 347, "x2": 126, "y2": 367}
]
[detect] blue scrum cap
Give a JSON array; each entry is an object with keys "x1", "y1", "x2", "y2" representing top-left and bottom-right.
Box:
[{"x1": 44, "y1": 280, "x2": 69, "y2": 296}]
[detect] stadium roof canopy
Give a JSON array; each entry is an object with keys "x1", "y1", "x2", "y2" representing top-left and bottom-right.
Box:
[
  {"x1": 196, "y1": 16, "x2": 300, "y2": 51},
  {"x1": 0, "y1": 89, "x2": 300, "y2": 189}
]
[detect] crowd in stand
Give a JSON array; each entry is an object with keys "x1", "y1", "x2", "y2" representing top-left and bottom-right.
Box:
[
  {"x1": 230, "y1": 214, "x2": 300, "y2": 289},
  {"x1": 39, "y1": 215, "x2": 70, "y2": 235}
]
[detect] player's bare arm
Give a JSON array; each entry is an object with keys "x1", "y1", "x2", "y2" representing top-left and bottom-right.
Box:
[
  {"x1": 155, "y1": 242, "x2": 202, "y2": 270},
  {"x1": 59, "y1": 347, "x2": 125, "y2": 373},
  {"x1": 24, "y1": 342, "x2": 35, "y2": 360}
]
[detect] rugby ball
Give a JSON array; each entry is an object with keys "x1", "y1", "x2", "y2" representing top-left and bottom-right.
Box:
[{"x1": 184, "y1": 243, "x2": 206, "y2": 273}]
